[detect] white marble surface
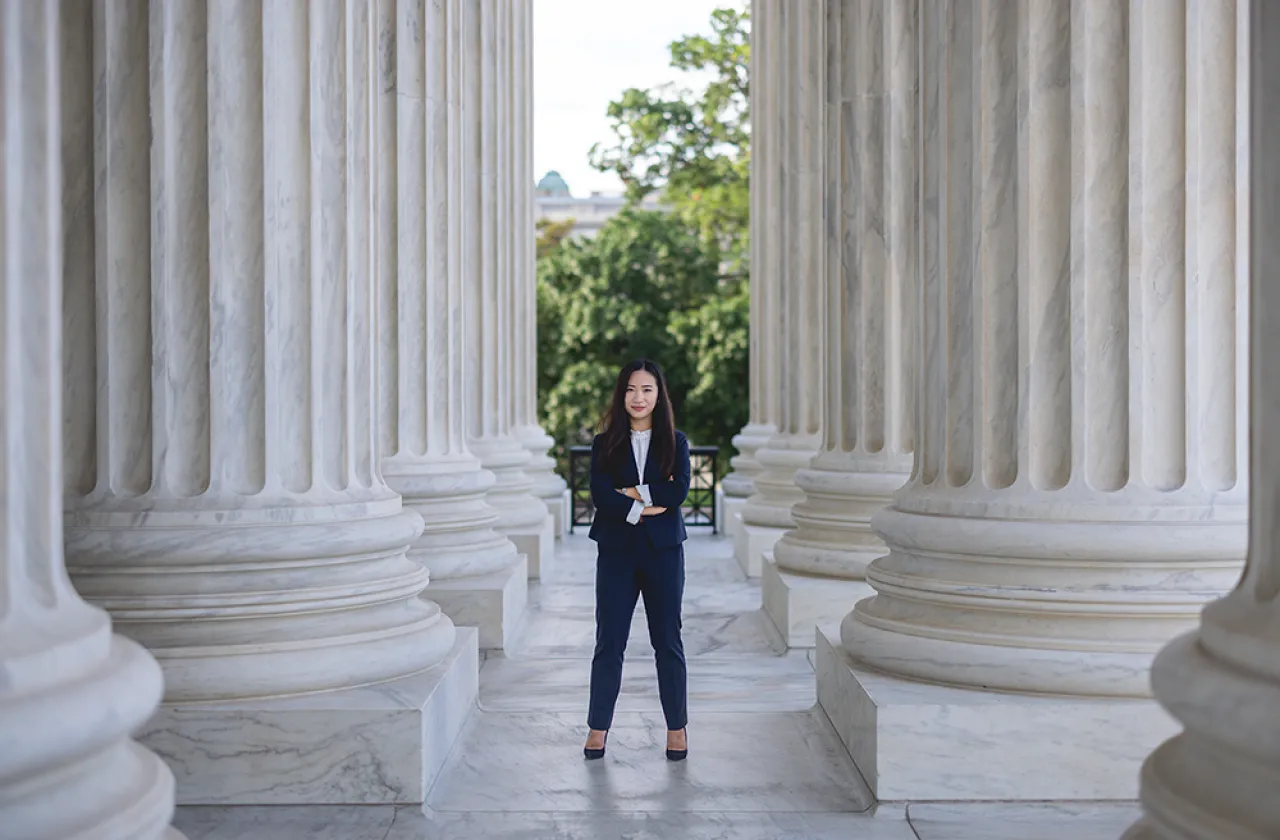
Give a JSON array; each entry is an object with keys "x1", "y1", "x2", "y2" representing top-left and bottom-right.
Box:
[
  {"x1": 428, "y1": 708, "x2": 870, "y2": 813},
  {"x1": 60, "y1": 0, "x2": 456, "y2": 705},
  {"x1": 816, "y1": 626, "x2": 1178, "y2": 801},
  {"x1": 175, "y1": 805, "x2": 920, "y2": 839},
  {"x1": 908, "y1": 803, "x2": 1143, "y2": 840},
  {"x1": 140, "y1": 629, "x2": 479, "y2": 804},
  {"x1": 762, "y1": 556, "x2": 874, "y2": 648},
  {"x1": 479, "y1": 650, "x2": 816, "y2": 712},
  {"x1": 427, "y1": 557, "x2": 529, "y2": 651},
  {"x1": 843, "y1": 0, "x2": 1248, "y2": 699},
  {"x1": 1130, "y1": 8, "x2": 1277, "y2": 838},
  {"x1": 2, "y1": 7, "x2": 181, "y2": 835}
]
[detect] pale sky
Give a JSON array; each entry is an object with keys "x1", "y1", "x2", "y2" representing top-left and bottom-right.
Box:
[{"x1": 533, "y1": 0, "x2": 735, "y2": 197}]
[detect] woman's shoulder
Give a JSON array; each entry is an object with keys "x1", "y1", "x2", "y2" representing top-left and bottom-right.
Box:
[{"x1": 674, "y1": 429, "x2": 688, "y2": 445}]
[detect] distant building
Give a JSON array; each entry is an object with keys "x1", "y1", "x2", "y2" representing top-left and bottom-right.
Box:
[{"x1": 535, "y1": 170, "x2": 662, "y2": 239}]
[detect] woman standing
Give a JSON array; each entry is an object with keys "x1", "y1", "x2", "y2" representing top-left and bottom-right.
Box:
[{"x1": 583, "y1": 359, "x2": 691, "y2": 761}]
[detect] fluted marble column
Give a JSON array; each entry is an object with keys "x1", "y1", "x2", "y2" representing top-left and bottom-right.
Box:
[
  {"x1": 720, "y1": 0, "x2": 781, "y2": 542},
  {"x1": 464, "y1": 0, "x2": 555, "y2": 575},
  {"x1": 511, "y1": 1, "x2": 569, "y2": 540},
  {"x1": 1, "y1": 5, "x2": 182, "y2": 837},
  {"x1": 377, "y1": 0, "x2": 526, "y2": 651},
  {"x1": 764, "y1": 0, "x2": 916, "y2": 648},
  {"x1": 819, "y1": 0, "x2": 1248, "y2": 801},
  {"x1": 735, "y1": 0, "x2": 825, "y2": 577},
  {"x1": 60, "y1": 0, "x2": 473, "y2": 804},
  {"x1": 1128, "y1": 5, "x2": 1274, "y2": 838}
]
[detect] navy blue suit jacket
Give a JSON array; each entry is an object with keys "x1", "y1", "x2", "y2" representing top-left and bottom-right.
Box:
[{"x1": 588, "y1": 430, "x2": 690, "y2": 550}]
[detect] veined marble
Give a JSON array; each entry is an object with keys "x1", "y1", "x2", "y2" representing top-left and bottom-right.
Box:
[
  {"x1": 374, "y1": 0, "x2": 527, "y2": 650},
  {"x1": 1129, "y1": 5, "x2": 1280, "y2": 837},
  {"x1": 61, "y1": 0, "x2": 455, "y2": 704},
  {"x1": 141, "y1": 629, "x2": 479, "y2": 805},
  {"x1": 839, "y1": 0, "x2": 1249, "y2": 699},
  {"x1": 736, "y1": 0, "x2": 826, "y2": 577},
  {"x1": 1, "y1": 7, "x2": 181, "y2": 834},
  {"x1": 817, "y1": 627, "x2": 1178, "y2": 801},
  {"x1": 461, "y1": 0, "x2": 554, "y2": 574}
]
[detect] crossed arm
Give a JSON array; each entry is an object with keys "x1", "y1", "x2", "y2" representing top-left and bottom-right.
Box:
[{"x1": 590, "y1": 434, "x2": 692, "y2": 523}]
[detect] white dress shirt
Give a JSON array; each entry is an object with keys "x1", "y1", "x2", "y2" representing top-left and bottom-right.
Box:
[{"x1": 625, "y1": 428, "x2": 654, "y2": 525}]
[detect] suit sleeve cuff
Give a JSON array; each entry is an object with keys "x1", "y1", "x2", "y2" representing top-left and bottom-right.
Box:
[
  {"x1": 637, "y1": 484, "x2": 653, "y2": 506},
  {"x1": 626, "y1": 499, "x2": 645, "y2": 525}
]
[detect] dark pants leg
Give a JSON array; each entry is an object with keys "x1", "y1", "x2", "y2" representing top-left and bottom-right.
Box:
[
  {"x1": 587, "y1": 545, "x2": 641, "y2": 731},
  {"x1": 640, "y1": 545, "x2": 687, "y2": 731}
]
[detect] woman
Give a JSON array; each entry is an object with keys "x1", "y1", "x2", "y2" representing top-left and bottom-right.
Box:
[{"x1": 583, "y1": 359, "x2": 691, "y2": 762}]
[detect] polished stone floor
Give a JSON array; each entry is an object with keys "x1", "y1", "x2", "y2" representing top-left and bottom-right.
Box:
[{"x1": 175, "y1": 532, "x2": 1140, "y2": 839}]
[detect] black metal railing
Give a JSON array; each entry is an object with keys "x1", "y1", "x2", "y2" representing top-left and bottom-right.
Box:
[{"x1": 566, "y1": 444, "x2": 719, "y2": 534}]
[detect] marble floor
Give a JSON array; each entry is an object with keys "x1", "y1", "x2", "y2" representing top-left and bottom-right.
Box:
[{"x1": 175, "y1": 532, "x2": 1140, "y2": 839}]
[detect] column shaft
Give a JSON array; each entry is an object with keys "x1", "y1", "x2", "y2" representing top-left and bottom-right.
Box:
[
  {"x1": 512, "y1": 0, "x2": 568, "y2": 534},
  {"x1": 464, "y1": 0, "x2": 553, "y2": 569},
  {"x1": 1129, "y1": 4, "x2": 1280, "y2": 837},
  {"x1": 722, "y1": 0, "x2": 780, "y2": 517},
  {"x1": 0, "y1": 3, "x2": 181, "y2": 835},
  {"x1": 841, "y1": 0, "x2": 1248, "y2": 698},
  {"x1": 773, "y1": 0, "x2": 916, "y2": 579},
  {"x1": 61, "y1": 0, "x2": 453, "y2": 704},
  {"x1": 736, "y1": 0, "x2": 825, "y2": 575}
]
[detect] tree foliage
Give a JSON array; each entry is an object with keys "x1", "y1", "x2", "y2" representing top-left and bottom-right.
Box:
[
  {"x1": 537, "y1": 6, "x2": 751, "y2": 469},
  {"x1": 537, "y1": 209, "x2": 748, "y2": 463},
  {"x1": 588, "y1": 6, "x2": 750, "y2": 272}
]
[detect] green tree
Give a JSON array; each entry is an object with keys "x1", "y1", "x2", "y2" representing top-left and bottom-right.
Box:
[
  {"x1": 536, "y1": 217, "x2": 576, "y2": 259},
  {"x1": 589, "y1": 6, "x2": 750, "y2": 272},
  {"x1": 537, "y1": 209, "x2": 748, "y2": 468}
]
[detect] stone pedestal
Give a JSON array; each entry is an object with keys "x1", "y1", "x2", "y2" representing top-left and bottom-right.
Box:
[
  {"x1": 817, "y1": 628, "x2": 1177, "y2": 801},
  {"x1": 376, "y1": 0, "x2": 527, "y2": 651},
  {"x1": 1128, "y1": 6, "x2": 1278, "y2": 837},
  {"x1": 140, "y1": 628, "x2": 478, "y2": 805},
  {"x1": 60, "y1": 0, "x2": 470, "y2": 802},
  {"x1": 1, "y1": 7, "x2": 181, "y2": 834},
  {"x1": 820, "y1": 0, "x2": 1247, "y2": 800},
  {"x1": 763, "y1": 559, "x2": 873, "y2": 648}
]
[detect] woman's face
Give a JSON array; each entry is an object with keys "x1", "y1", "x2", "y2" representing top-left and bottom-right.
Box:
[{"x1": 625, "y1": 369, "x2": 659, "y2": 422}]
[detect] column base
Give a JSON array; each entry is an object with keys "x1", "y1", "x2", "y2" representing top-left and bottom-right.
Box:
[
  {"x1": 734, "y1": 522, "x2": 786, "y2": 578},
  {"x1": 139, "y1": 628, "x2": 479, "y2": 805},
  {"x1": 815, "y1": 626, "x2": 1177, "y2": 801},
  {"x1": 762, "y1": 557, "x2": 872, "y2": 648},
  {"x1": 503, "y1": 514, "x2": 555, "y2": 579},
  {"x1": 545, "y1": 489, "x2": 571, "y2": 539},
  {"x1": 427, "y1": 557, "x2": 529, "y2": 651},
  {"x1": 720, "y1": 491, "x2": 749, "y2": 541}
]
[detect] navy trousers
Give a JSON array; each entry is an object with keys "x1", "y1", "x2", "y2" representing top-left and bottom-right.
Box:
[{"x1": 587, "y1": 538, "x2": 687, "y2": 732}]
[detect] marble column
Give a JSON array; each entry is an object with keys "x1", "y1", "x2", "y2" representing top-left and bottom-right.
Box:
[
  {"x1": 511, "y1": 0, "x2": 570, "y2": 541},
  {"x1": 764, "y1": 0, "x2": 916, "y2": 648},
  {"x1": 818, "y1": 0, "x2": 1248, "y2": 801},
  {"x1": 735, "y1": 0, "x2": 825, "y2": 577},
  {"x1": 463, "y1": 0, "x2": 555, "y2": 576},
  {"x1": 1128, "y1": 4, "x2": 1274, "y2": 838},
  {"x1": 61, "y1": 0, "x2": 476, "y2": 804},
  {"x1": 720, "y1": 0, "x2": 781, "y2": 543},
  {"x1": 377, "y1": 0, "x2": 526, "y2": 651},
  {"x1": 0, "y1": 5, "x2": 182, "y2": 837}
]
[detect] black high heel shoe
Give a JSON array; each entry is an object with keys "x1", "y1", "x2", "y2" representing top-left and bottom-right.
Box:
[
  {"x1": 584, "y1": 731, "x2": 608, "y2": 760},
  {"x1": 666, "y1": 728, "x2": 688, "y2": 762}
]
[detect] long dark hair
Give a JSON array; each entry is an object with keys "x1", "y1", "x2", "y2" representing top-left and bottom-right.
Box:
[{"x1": 597, "y1": 359, "x2": 677, "y2": 477}]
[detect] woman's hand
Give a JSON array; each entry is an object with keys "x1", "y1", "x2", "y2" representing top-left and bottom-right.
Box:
[
  {"x1": 616, "y1": 487, "x2": 644, "y2": 502},
  {"x1": 640, "y1": 506, "x2": 667, "y2": 518}
]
